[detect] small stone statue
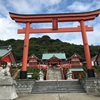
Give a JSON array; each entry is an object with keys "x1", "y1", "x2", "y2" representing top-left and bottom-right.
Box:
[
  {"x1": 0, "y1": 63, "x2": 11, "y2": 77},
  {"x1": 66, "y1": 69, "x2": 73, "y2": 80},
  {"x1": 39, "y1": 69, "x2": 44, "y2": 81}
]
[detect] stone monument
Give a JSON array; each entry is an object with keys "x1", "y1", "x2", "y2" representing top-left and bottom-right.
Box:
[
  {"x1": 39, "y1": 69, "x2": 44, "y2": 81},
  {"x1": 0, "y1": 63, "x2": 18, "y2": 100}
]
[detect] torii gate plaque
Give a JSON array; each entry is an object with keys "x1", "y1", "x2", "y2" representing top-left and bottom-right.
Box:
[{"x1": 10, "y1": 9, "x2": 100, "y2": 79}]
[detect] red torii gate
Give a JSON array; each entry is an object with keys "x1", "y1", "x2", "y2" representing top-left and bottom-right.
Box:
[{"x1": 10, "y1": 9, "x2": 100, "y2": 79}]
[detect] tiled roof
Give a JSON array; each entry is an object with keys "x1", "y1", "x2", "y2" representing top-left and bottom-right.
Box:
[
  {"x1": 28, "y1": 54, "x2": 40, "y2": 61},
  {"x1": 42, "y1": 53, "x2": 66, "y2": 60},
  {"x1": 68, "y1": 53, "x2": 83, "y2": 60},
  {"x1": 0, "y1": 46, "x2": 12, "y2": 57}
]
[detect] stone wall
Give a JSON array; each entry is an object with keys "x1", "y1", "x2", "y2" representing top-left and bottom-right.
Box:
[
  {"x1": 15, "y1": 79, "x2": 35, "y2": 93},
  {"x1": 79, "y1": 77, "x2": 100, "y2": 95}
]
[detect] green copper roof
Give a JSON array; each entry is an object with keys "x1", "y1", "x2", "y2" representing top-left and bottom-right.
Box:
[
  {"x1": 42, "y1": 53, "x2": 66, "y2": 60},
  {"x1": 0, "y1": 46, "x2": 12, "y2": 57},
  {"x1": 69, "y1": 68, "x2": 84, "y2": 72}
]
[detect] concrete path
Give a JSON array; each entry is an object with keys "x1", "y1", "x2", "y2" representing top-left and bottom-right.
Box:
[{"x1": 16, "y1": 93, "x2": 100, "y2": 100}]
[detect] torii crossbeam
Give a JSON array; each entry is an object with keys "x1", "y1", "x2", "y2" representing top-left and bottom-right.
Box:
[{"x1": 10, "y1": 9, "x2": 100, "y2": 79}]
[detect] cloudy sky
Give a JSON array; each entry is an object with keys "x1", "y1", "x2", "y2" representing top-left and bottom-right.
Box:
[{"x1": 0, "y1": 0, "x2": 100, "y2": 45}]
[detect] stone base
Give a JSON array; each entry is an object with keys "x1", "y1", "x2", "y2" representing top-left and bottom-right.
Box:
[
  {"x1": 0, "y1": 76, "x2": 18, "y2": 99},
  {"x1": 87, "y1": 69, "x2": 95, "y2": 77},
  {"x1": 67, "y1": 78, "x2": 73, "y2": 80},
  {"x1": 39, "y1": 78, "x2": 44, "y2": 81},
  {"x1": 20, "y1": 71, "x2": 27, "y2": 79},
  {"x1": 0, "y1": 85, "x2": 18, "y2": 99}
]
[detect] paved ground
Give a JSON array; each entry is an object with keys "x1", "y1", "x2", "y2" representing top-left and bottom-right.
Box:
[{"x1": 16, "y1": 93, "x2": 100, "y2": 100}]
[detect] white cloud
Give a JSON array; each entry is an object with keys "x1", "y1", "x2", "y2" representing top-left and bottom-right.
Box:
[
  {"x1": 0, "y1": 16, "x2": 24, "y2": 40},
  {"x1": 67, "y1": 0, "x2": 100, "y2": 12},
  {"x1": 68, "y1": 1, "x2": 92, "y2": 12},
  {"x1": 0, "y1": 1, "x2": 9, "y2": 16},
  {"x1": 7, "y1": 0, "x2": 62, "y2": 14},
  {"x1": 87, "y1": 22, "x2": 100, "y2": 45},
  {"x1": 40, "y1": 0, "x2": 62, "y2": 6},
  {"x1": 8, "y1": 0, "x2": 41, "y2": 14}
]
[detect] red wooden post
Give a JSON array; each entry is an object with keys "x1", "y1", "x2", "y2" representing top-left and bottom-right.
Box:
[
  {"x1": 20, "y1": 22, "x2": 30, "y2": 79},
  {"x1": 52, "y1": 18, "x2": 58, "y2": 30},
  {"x1": 46, "y1": 68, "x2": 48, "y2": 80},
  {"x1": 80, "y1": 20, "x2": 95, "y2": 77},
  {"x1": 78, "y1": 72, "x2": 82, "y2": 78},
  {"x1": 61, "y1": 68, "x2": 64, "y2": 80}
]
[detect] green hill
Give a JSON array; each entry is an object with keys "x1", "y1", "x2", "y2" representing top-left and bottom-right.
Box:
[{"x1": 0, "y1": 35, "x2": 100, "y2": 62}]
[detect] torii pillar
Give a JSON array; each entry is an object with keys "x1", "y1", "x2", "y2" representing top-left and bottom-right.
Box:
[
  {"x1": 20, "y1": 22, "x2": 30, "y2": 79},
  {"x1": 80, "y1": 20, "x2": 95, "y2": 77}
]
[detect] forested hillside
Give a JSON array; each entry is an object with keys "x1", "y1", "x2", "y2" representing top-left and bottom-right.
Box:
[{"x1": 0, "y1": 35, "x2": 100, "y2": 62}]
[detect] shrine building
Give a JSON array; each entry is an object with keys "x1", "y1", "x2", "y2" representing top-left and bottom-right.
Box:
[
  {"x1": 27, "y1": 53, "x2": 83, "y2": 68},
  {"x1": 27, "y1": 53, "x2": 84, "y2": 79},
  {"x1": 27, "y1": 54, "x2": 41, "y2": 68},
  {"x1": 0, "y1": 45, "x2": 16, "y2": 67},
  {"x1": 42, "y1": 53, "x2": 66, "y2": 67}
]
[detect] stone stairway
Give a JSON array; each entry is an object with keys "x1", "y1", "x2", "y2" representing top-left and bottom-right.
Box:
[
  {"x1": 31, "y1": 80, "x2": 85, "y2": 94},
  {"x1": 48, "y1": 68, "x2": 62, "y2": 80}
]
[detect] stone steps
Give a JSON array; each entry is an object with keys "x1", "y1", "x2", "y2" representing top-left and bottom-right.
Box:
[
  {"x1": 48, "y1": 68, "x2": 62, "y2": 80},
  {"x1": 33, "y1": 81, "x2": 80, "y2": 86},
  {"x1": 32, "y1": 90, "x2": 85, "y2": 94},
  {"x1": 32, "y1": 80, "x2": 85, "y2": 94}
]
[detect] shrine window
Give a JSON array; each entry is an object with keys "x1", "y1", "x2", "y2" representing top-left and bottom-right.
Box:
[
  {"x1": 75, "y1": 61, "x2": 80, "y2": 64},
  {"x1": 33, "y1": 62, "x2": 37, "y2": 65},
  {"x1": 71, "y1": 61, "x2": 80, "y2": 64},
  {"x1": 29, "y1": 62, "x2": 37, "y2": 66},
  {"x1": 29, "y1": 62, "x2": 33, "y2": 65}
]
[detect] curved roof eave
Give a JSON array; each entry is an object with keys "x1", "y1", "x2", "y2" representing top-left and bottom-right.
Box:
[
  {"x1": 9, "y1": 9, "x2": 100, "y2": 23},
  {"x1": 9, "y1": 9, "x2": 100, "y2": 17}
]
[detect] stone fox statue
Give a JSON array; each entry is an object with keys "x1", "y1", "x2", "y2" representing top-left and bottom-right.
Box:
[
  {"x1": 0, "y1": 63, "x2": 11, "y2": 76},
  {"x1": 0, "y1": 62, "x2": 18, "y2": 100}
]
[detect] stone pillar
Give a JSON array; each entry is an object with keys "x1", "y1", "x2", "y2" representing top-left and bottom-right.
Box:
[
  {"x1": 80, "y1": 20, "x2": 95, "y2": 77},
  {"x1": 20, "y1": 22, "x2": 30, "y2": 79}
]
